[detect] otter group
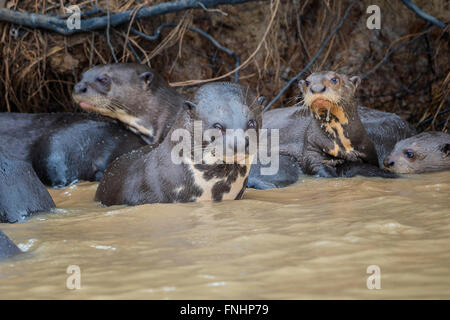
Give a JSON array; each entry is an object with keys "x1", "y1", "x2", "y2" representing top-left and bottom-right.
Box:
[{"x1": 1, "y1": 63, "x2": 448, "y2": 260}]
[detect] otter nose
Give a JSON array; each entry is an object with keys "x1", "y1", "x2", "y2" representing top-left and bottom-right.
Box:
[
  {"x1": 74, "y1": 82, "x2": 88, "y2": 95},
  {"x1": 384, "y1": 157, "x2": 395, "y2": 168},
  {"x1": 310, "y1": 84, "x2": 326, "y2": 94}
]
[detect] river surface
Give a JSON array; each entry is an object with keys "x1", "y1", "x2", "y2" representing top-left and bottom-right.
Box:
[{"x1": 1, "y1": 172, "x2": 449, "y2": 299}]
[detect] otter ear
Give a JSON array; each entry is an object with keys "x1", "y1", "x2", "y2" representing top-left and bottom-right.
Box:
[
  {"x1": 440, "y1": 143, "x2": 450, "y2": 157},
  {"x1": 349, "y1": 76, "x2": 361, "y2": 90},
  {"x1": 139, "y1": 71, "x2": 154, "y2": 87},
  {"x1": 298, "y1": 80, "x2": 306, "y2": 94},
  {"x1": 183, "y1": 100, "x2": 197, "y2": 112}
]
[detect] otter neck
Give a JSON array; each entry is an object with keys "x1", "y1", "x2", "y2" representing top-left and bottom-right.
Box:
[
  {"x1": 126, "y1": 85, "x2": 185, "y2": 144},
  {"x1": 315, "y1": 99, "x2": 379, "y2": 166}
]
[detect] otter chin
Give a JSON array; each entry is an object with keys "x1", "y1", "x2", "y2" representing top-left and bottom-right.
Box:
[
  {"x1": 77, "y1": 101, "x2": 96, "y2": 111},
  {"x1": 311, "y1": 98, "x2": 332, "y2": 109},
  {"x1": 222, "y1": 154, "x2": 251, "y2": 164},
  {"x1": 310, "y1": 98, "x2": 337, "y2": 121}
]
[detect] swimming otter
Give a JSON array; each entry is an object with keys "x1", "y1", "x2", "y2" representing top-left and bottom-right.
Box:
[
  {"x1": 384, "y1": 132, "x2": 450, "y2": 174},
  {"x1": 0, "y1": 230, "x2": 21, "y2": 259},
  {"x1": 95, "y1": 82, "x2": 263, "y2": 206},
  {"x1": 0, "y1": 152, "x2": 55, "y2": 223},
  {"x1": 0, "y1": 112, "x2": 146, "y2": 188},
  {"x1": 248, "y1": 71, "x2": 415, "y2": 189},
  {"x1": 73, "y1": 63, "x2": 185, "y2": 144}
]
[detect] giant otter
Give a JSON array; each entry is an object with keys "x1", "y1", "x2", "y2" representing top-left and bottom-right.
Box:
[
  {"x1": 0, "y1": 112, "x2": 146, "y2": 188},
  {"x1": 248, "y1": 71, "x2": 415, "y2": 189},
  {"x1": 0, "y1": 152, "x2": 55, "y2": 223},
  {"x1": 384, "y1": 132, "x2": 450, "y2": 174},
  {"x1": 0, "y1": 230, "x2": 21, "y2": 260},
  {"x1": 73, "y1": 63, "x2": 185, "y2": 144},
  {"x1": 297, "y1": 71, "x2": 380, "y2": 177},
  {"x1": 95, "y1": 82, "x2": 264, "y2": 206}
]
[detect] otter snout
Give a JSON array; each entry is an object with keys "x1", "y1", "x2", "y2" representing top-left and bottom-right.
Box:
[
  {"x1": 225, "y1": 132, "x2": 250, "y2": 154},
  {"x1": 310, "y1": 84, "x2": 326, "y2": 94},
  {"x1": 383, "y1": 156, "x2": 395, "y2": 169},
  {"x1": 74, "y1": 82, "x2": 88, "y2": 95}
]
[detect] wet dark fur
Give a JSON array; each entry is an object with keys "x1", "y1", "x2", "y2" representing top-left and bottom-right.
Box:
[
  {"x1": 0, "y1": 230, "x2": 21, "y2": 259},
  {"x1": 301, "y1": 106, "x2": 379, "y2": 177},
  {"x1": 0, "y1": 112, "x2": 146, "y2": 188},
  {"x1": 0, "y1": 152, "x2": 55, "y2": 223},
  {"x1": 31, "y1": 116, "x2": 146, "y2": 188}
]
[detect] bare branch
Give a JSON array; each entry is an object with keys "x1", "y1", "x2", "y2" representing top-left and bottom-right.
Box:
[
  {"x1": 0, "y1": 0, "x2": 262, "y2": 35},
  {"x1": 401, "y1": 0, "x2": 446, "y2": 28}
]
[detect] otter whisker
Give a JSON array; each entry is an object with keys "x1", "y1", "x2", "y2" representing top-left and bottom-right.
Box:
[
  {"x1": 103, "y1": 103, "x2": 117, "y2": 112},
  {"x1": 109, "y1": 98, "x2": 133, "y2": 112}
]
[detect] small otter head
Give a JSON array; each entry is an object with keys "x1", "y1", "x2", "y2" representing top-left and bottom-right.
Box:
[
  {"x1": 384, "y1": 132, "x2": 450, "y2": 174},
  {"x1": 299, "y1": 71, "x2": 361, "y2": 122},
  {"x1": 183, "y1": 82, "x2": 264, "y2": 164},
  {"x1": 72, "y1": 63, "x2": 177, "y2": 140}
]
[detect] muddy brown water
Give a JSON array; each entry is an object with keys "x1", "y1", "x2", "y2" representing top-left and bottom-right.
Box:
[{"x1": 1, "y1": 172, "x2": 449, "y2": 299}]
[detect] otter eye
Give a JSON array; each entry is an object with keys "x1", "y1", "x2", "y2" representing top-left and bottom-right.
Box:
[
  {"x1": 404, "y1": 150, "x2": 415, "y2": 159},
  {"x1": 96, "y1": 74, "x2": 110, "y2": 86},
  {"x1": 247, "y1": 120, "x2": 257, "y2": 129},
  {"x1": 330, "y1": 77, "x2": 339, "y2": 84},
  {"x1": 305, "y1": 80, "x2": 310, "y2": 87},
  {"x1": 213, "y1": 123, "x2": 225, "y2": 132}
]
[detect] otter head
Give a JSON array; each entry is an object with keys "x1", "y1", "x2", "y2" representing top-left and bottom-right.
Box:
[
  {"x1": 299, "y1": 71, "x2": 361, "y2": 123},
  {"x1": 183, "y1": 82, "x2": 264, "y2": 164},
  {"x1": 384, "y1": 132, "x2": 450, "y2": 174},
  {"x1": 72, "y1": 63, "x2": 178, "y2": 141}
]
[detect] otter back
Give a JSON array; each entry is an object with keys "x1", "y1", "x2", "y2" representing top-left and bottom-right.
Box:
[
  {"x1": 0, "y1": 152, "x2": 55, "y2": 223},
  {"x1": 0, "y1": 112, "x2": 146, "y2": 188},
  {"x1": 0, "y1": 230, "x2": 21, "y2": 259}
]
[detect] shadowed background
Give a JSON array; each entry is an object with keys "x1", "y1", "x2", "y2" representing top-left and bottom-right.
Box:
[{"x1": 0, "y1": 0, "x2": 448, "y2": 131}]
